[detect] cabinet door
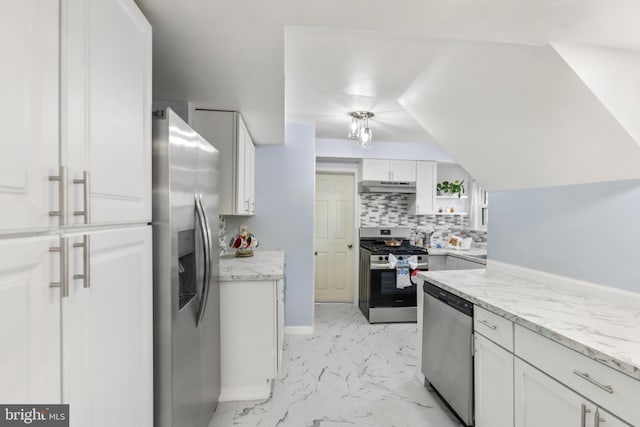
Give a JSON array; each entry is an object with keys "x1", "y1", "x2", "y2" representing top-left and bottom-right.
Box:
[
  {"x1": 361, "y1": 159, "x2": 390, "y2": 181},
  {"x1": 413, "y1": 161, "x2": 436, "y2": 214},
  {"x1": 62, "y1": 0, "x2": 152, "y2": 226},
  {"x1": 63, "y1": 226, "x2": 152, "y2": 427},
  {"x1": 475, "y1": 334, "x2": 514, "y2": 427},
  {"x1": 457, "y1": 258, "x2": 485, "y2": 270},
  {"x1": 248, "y1": 139, "x2": 256, "y2": 214},
  {"x1": 0, "y1": 235, "x2": 61, "y2": 403},
  {"x1": 235, "y1": 117, "x2": 249, "y2": 214},
  {"x1": 276, "y1": 279, "x2": 285, "y2": 372},
  {"x1": 515, "y1": 358, "x2": 587, "y2": 427},
  {"x1": 445, "y1": 256, "x2": 458, "y2": 270},
  {"x1": 389, "y1": 160, "x2": 416, "y2": 182},
  {"x1": 595, "y1": 408, "x2": 632, "y2": 427},
  {"x1": 0, "y1": 1, "x2": 59, "y2": 234},
  {"x1": 427, "y1": 255, "x2": 446, "y2": 271}
]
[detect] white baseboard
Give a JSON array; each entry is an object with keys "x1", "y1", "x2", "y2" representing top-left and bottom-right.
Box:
[
  {"x1": 487, "y1": 260, "x2": 640, "y2": 309},
  {"x1": 218, "y1": 384, "x2": 271, "y2": 403},
  {"x1": 284, "y1": 326, "x2": 314, "y2": 335}
]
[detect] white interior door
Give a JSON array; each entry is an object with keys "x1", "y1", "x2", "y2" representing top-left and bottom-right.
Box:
[
  {"x1": 314, "y1": 173, "x2": 355, "y2": 302},
  {"x1": 62, "y1": 0, "x2": 152, "y2": 226},
  {"x1": 0, "y1": 235, "x2": 61, "y2": 403},
  {"x1": 0, "y1": 0, "x2": 59, "y2": 234},
  {"x1": 63, "y1": 226, "x2": 152, "y2": 427}
]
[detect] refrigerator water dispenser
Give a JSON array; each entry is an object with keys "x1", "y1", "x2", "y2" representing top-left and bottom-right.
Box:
[{"x1": 177, "y1": 229, "x2": 196, "y2": 310}]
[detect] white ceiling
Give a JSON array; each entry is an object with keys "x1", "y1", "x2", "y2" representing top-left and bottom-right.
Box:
[{"x1": 134, "y1": 0, "x2": 640, "y2": 144}]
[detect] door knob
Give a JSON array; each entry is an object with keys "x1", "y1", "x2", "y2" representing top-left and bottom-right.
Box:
[
  {"x1": 348, "y1": 244, "x2": 353, "y2": 249},
  {"x1": 314, "y1": 251, "x2": 318, "y2": 256}
]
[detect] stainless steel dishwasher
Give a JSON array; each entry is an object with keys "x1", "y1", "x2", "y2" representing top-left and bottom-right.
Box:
[{"x1": 422, "y1": 281, "x2": 474, "y2": 427}]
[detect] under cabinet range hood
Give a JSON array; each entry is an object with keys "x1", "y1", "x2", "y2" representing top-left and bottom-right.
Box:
[{"x1": 358, "y1": 180, "x2": 416, "y2": 193}]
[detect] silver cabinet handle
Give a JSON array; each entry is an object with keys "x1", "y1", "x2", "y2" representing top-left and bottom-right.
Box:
[
  {"x1": 581, "y1": 404, "x2": 591, "y2": 427},
  {"x1": 245, "y1": 199, "x2": 250, "y2": 213},
  {"x1": 49, "y1": 237, "x2": 69, "y2": 297},
  {"x1": 49, "y1": 166, "x2": 67, "y2": 226},
  {"x1": 478, "y1": 319, "x2": 497, "y2": 330},
  {"x1": 72, "y1": 170, "x2": 90, "y2": 224},
  {"x1": 73, "y1": 235, "x2": 90, "y2": 288},
  {"x1": 251, "y1": 200, "x2": 255, "y2": 213},
  {"x1": 594, "y1": 409, "x2": 604, "y2": 427},
  {"x1": 573, "y1": 370, "x2": 614, "y2": 394}
]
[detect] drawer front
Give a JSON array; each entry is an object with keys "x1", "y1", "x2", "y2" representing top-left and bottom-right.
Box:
[
  {"x1": 515, "y1": 325, "x2": 640, "y2": 425},
  {"x1": 474, "y1": 306, "x2": 514, "y2": 352}
]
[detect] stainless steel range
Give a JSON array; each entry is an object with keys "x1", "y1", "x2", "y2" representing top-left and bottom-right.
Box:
[{"x1": 358, "y1": 227, "x2": 428, "y2": 323}]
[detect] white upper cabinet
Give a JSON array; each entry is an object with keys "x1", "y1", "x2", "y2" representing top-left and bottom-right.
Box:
[
  {"x1": 0, "y1": 1, "x2": 60, "y2": 234},
  {"x1": 61, "y1": 0, "x2": 152, "y2": 225},
  {"x1": 0, "y1": 235, "x2": 62, "y2": 403},
  {"x1": 389, "y1": 160, "x2": 417, "y2": 182},
  {"x1": 361, "y1": 159, "x2": 416, "y2": 182},
  {"x1": 408, "y1": 161, "x2": 436, "y2": 215},
  {"x1": 361, "y1": 159, "x2": 392, "y2": 181},
  {"x1": 192, "y1": 110, "x2": 256, "y2": 215},
  {"x1": 236, "y1": 118, "x2": 255, "y2": 215}
]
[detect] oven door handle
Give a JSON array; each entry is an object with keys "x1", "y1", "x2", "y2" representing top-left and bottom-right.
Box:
[
  {"x1": 370, "y1": 262, "x2": 391, "y2": 270},
  {"x1": 370, "y1": 262, "x2": 429, "y2": 270}
]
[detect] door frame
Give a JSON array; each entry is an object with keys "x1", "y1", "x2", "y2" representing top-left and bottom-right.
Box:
[{"x1": 314, "y1": 165, "x2": 359, "y2": 306}]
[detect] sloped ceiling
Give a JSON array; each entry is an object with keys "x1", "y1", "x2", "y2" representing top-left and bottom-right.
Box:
[
  {"x1": 398, "y1": 41, "x2": 640, "y2": 191},
  {"x1": 137, "y1": 0, "x2": 640, "y2": 189}
]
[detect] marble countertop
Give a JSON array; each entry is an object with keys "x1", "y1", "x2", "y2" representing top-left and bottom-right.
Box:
[
  {"x1": 427, "y1": 247, "x2": 487, "y2": 265},
  {"x1": 416, "y1": 269, "x2": 640, "y2": 381},
  {"x1": 219, "y1": 250, "x2": 285, "y2": 281}
]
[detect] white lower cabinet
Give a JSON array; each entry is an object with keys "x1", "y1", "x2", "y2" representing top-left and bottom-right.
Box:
[
  {"x1": 0, "y1": 235, "x2": 62, "y2": 403},
  {"x1": 63, "y1": 226, "x2": 153, "y2": 427},
  {"x1": 474, "y1": 334, "x2": 514, "y2": 427},
  {"x1": 427, "y1": 254, "x2": 446, "y2": 271},
  {"x1": 514, "y1": 358, "x2": 630, "y2": 427},
  {"x1": 219, "y1": 278, "x2": 285, "y2": 402}
]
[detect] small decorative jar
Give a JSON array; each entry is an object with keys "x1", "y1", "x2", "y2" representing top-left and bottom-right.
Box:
[{"x1": 229, "y1": 226, "x2": 259, "y2": 257}]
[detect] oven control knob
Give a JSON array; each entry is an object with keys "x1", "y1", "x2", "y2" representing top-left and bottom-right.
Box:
[
  {"x1": 398, "y1": 256, "x2": 404, "y2": 260},
  {"x1": 384, "y1": 256, "x2": 388, "y2": 261},
  {"x1": 418, "y1": 256, "x2": 423, "y2": 261},
  {"x1": 378, "y1": 256, "x2": 384, "y2": 261}
]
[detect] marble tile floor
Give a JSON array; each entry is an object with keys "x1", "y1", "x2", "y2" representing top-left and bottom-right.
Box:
[{"x1": 209, "y1": 303, "x2": 462, "y2": 427}]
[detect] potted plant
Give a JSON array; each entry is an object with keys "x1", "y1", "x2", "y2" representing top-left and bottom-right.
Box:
[
  {"x1": 436, "y1": 181, "x2": 450, "y2": 196},
  {"x1": 449, "y1": 180, "x2": 465, "y2": 198},
  {"x1": 437, "y1": 180, "x2": 465, "y2": 197}
]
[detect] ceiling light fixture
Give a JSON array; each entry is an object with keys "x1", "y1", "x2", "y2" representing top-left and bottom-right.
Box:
[{"x1": 347, "y1": 111, "x2": 374, "y2": 149}]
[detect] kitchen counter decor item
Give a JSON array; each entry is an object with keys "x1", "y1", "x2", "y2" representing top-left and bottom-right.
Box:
[
  {"x1": 448, "y1": 235, "x2": 473, "y2": 250},
  {"x1": 229, "y1": 226, "x2": 259, "y2": 257}
]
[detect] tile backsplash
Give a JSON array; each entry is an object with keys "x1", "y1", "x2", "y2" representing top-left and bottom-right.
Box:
[
  {"x1": 360, "y1": 193, "x2": 487, "y2": 246},
  {"x1": 219, "y1": 216, "x2": 227, "y2": 255}
]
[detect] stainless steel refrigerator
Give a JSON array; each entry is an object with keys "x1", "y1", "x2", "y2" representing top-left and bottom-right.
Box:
[{"x1": 152, "y1": 108, "x2": 221, "y2": 427}]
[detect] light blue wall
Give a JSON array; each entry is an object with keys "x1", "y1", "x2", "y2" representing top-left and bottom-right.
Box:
[
  {"x1": 316, "y1": 138, "x2": 455, "y2": 162},
  {"x1": 227, "y1": 123, "x2": 316, "y2": 327},
  {"x1": 489, "y1": 179, "x2": 640, "y2": 293}
]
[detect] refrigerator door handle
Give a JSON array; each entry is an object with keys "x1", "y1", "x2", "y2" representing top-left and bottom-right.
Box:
[
  {"x1": 199, "y1": 194, "x2": 213, "y2": 325},
  {"x1": 195, "y1": 194, "x2": 211, "y2": 327}
]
